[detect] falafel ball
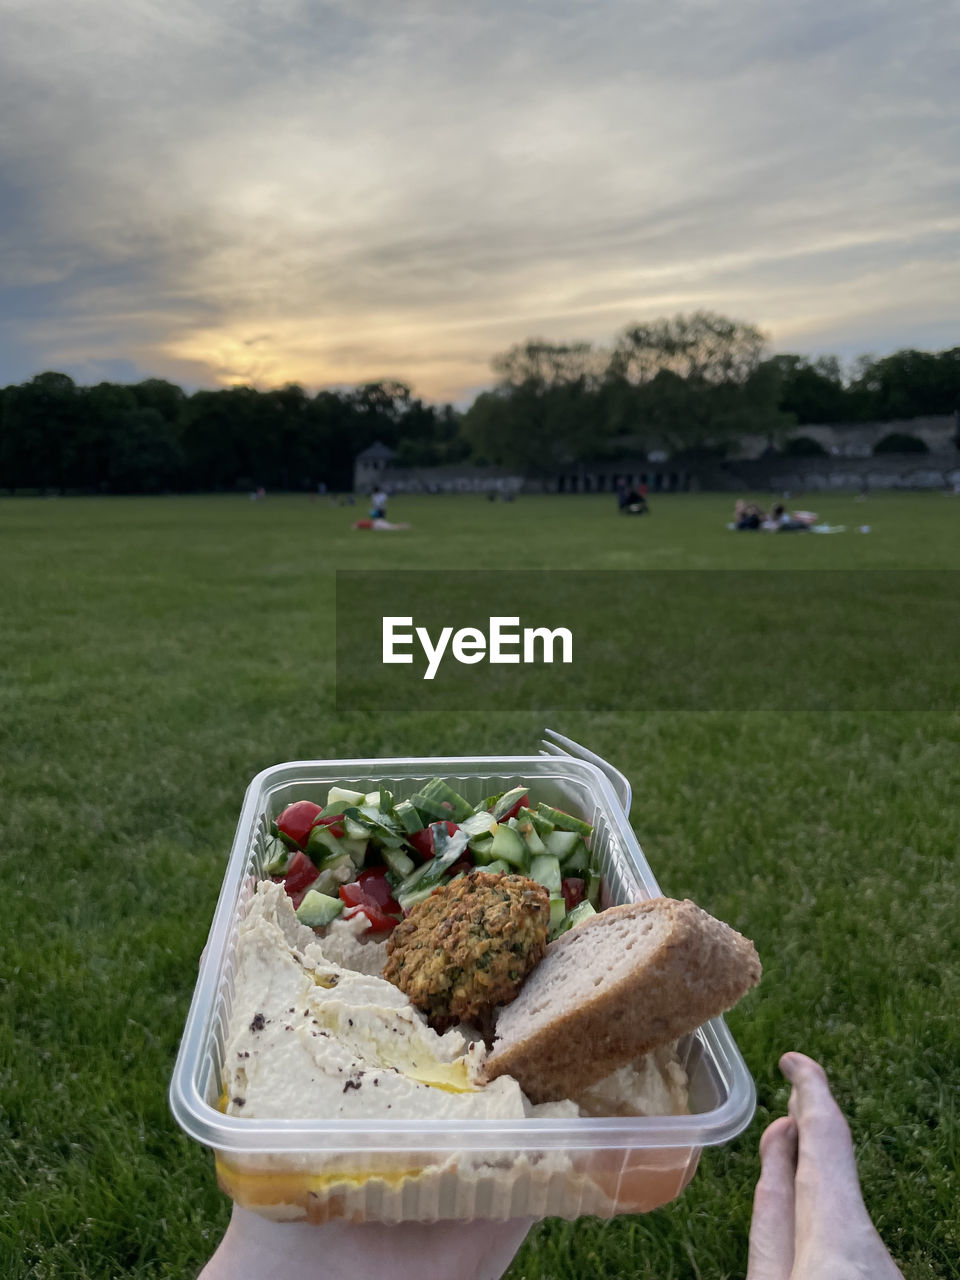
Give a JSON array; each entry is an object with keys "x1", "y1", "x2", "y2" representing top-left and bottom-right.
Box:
[{"x1": 383, "y1": 871, "x2": 550, "y2": 1031}]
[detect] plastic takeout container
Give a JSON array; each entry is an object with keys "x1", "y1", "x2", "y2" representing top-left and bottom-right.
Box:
[{"x1": 170, "y1": 733, "x2": 756, "y2": 1224}]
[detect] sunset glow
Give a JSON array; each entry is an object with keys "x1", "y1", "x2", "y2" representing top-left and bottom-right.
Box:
[{"x1": 2, "y1": 0, "x2": 957, "y2": 400}]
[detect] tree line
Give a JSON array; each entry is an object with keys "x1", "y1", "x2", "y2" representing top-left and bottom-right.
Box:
[
  {"x1": 462, "y1": 316, "x2": 960, "y2": 472},
  {"x1": 0, "y1": 376, "x2": 466, "y2": 494},
  {"x1": 1, "y1": 313, "x2": 957, "y2": 493}
]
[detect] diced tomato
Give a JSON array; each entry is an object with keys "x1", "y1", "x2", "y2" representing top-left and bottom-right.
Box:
[
  {"x1": 448, "y1": 856, "x2": 473, "y2": 878},
  {"x1": 354, "y1": 867, "x2": 401, "y2": 911},
  {"x1": 561, "y1": 877, "x2": 586, "y2": 911},
  {"x1": 340, "y1": 868, "x2": 403, "y2": 933},
  {"x1": 408, "y1": 827, "x2": 435, "y2": 859},
  {"x1": 339, "y1": 881, "x2": 380, "y2": 911},
  {"x1": 408, "y1": 820, "x2": 458, "y2": 860},
  {"x1": 498, "y1": 792, "x2": 528, "y2": 822},
  {"x1": 275, "y1": 800, "x2": 324, "y2": 849},
  {"x1": 273, "y1": 849, "x2": 320, "y2": 908},
  {"x1": 342, "y1": 904, "x2": 399, "y2": 933}
]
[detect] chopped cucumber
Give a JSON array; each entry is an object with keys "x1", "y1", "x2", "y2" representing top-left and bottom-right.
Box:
[
  {"x1": 296, "y1": 890, "x2": 344, "y2": 928},
  {"x1": 263, "y1": 836, "x2": 292, "y2": 875},
  {"x1": 559, "y1": 838, "x2": 590, "y2": 874},
  {"x1": 468, "y1": 833, "x2": 496, "y2": 862},
  {"x1": 342, "y1": 806, "x2": 404, "y2": 848},
  {"x1": 586, "y1": 870, "x2": 602, "y2": 909},
  {"x1": 519, "y1": 806, "x2": 555, "y2": 838},
  {"x1": 529, "y1": 853, "x2": 562, "y2": 894},
  {"x1": 554, "y1": 900, "x2": 597, "y2": 936},
  {"x1": 396, "y1": 884, "x2": 436, "y2": 913},
  {"x1": 327, "y1": 786, "x2": 366, "y2": 808},
  {"x1": 393, "y1": 799, "x2": 423, "y2": 834},
  {"x1": 307, "y1": 824, "x2": 343, "y2": 861},
  {"x1": 544, "y1": 829, "x2": 582, "y2": 860},
  {"x1": 381, "y1": 846, "x2": 415, "y2": 878},
  {"x1": 548, "y1": 894, "x2": 567, "y2": 933},
  {"x1": 536, "y1": 802, "x2": 593, "y2": 838},
  {"x1": 264, "y1": 777, "x2": 605, "y2": 941},
  {"x1": 343, "y1": 815, "x2": 371, "y2": 841},
  {"x1": 459, "y1": 810, "x2": 498, "y2": 838},
  {"x1": 342, "y1": 837, "x2": 368, "y2": 868},
  {"x1": 491, "y1": 787, "x2": 528, "y2": 821},
  {"x1": 308, "y1": 826, "x2": 367, "y2": 869},
  {"x1": 394, "y1": 858, "x2": 453, "y2": 908},
  {"x1": 314, "y1": 849, "x2": 355, "y2": 880},
  {"x1": 395, "y1": 860, "x2": 433, "y2": 898},
  {"x1": 490, "y1": 823, "x2": 529, "y2": 870},
  {"x1": 395, "y1": 831, "x2": 468, "y2": 898},
  {"x1": 311, "y1": 865, "x2": 352, "y2": 896},
  {"x1": 480, "y1": 858, "x2": 510, "y2": 876},
  {"x1": 517, "y1": 819, "x2": 546, "y2": 857},
  {"x1": 411, "y1": 778, "x2": 474, "y2": 824}
]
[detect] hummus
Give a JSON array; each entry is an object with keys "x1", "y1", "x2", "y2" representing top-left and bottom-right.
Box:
[
  {"x1": 314, "y1": 911, "x2": 390, "y2": 977},
  {"x1": 222, "y1": 881, "x2": 687, "y2": 1122}
]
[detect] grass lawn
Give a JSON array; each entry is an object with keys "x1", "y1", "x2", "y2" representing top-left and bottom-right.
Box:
[{"x1": 1, "y1": 491, "x2": 957, "y2": 1279}]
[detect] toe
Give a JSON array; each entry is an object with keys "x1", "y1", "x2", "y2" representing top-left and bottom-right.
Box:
[{"x1": 747, "y1": 1116, "x2": 797, "y2": 1280}]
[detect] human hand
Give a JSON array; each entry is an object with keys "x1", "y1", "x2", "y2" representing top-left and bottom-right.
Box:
[
  {"x1": 199, "y1": 1204, "x2": 533, "y2": 1280},
  {"x1": 747, "y1": 1051, "x2": 903, "y2": 1280}
]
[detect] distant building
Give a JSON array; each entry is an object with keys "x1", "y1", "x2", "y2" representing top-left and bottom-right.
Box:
[
  {"x1": 352, "y1": 455, "x2": 690, "y2": 496},
  {"x1": 354, "y1": 441, "x2": 397, "y2": 492},
  {"x1": 525, "y1": 459, "x2": 691, "y2": 494},
  {"x1": 352, "y1": 414, "x2": 958, "y2": 496},
  {"x1": 355, "y1": 461, "x2": 524, "y2": 496},
  {"x1": 734, "y1": 414, "x2": 956, "y2": 461}
]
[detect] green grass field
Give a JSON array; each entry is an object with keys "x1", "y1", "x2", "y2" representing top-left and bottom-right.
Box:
[{"x1": 1, "y1": 491, "x2": 958, "y2": 1279}]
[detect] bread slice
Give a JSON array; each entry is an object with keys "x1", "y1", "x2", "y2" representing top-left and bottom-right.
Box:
[{"x1": 483, "y1": 897, "x2": 761, "y2": 1103}]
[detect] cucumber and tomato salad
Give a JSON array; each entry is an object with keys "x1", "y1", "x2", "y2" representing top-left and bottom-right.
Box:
[{"x1": 263, "y1": 778, "x2": 601, "y2": 940}]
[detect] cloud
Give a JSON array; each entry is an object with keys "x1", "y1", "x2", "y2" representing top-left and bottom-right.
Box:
[{"x1": 0, "y1": 0, "x2": 957, "y2": 399}]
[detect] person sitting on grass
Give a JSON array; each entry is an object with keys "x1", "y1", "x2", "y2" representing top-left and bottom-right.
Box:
[
  {"x1": 734, "y1": 500, "x2": 763, "y2": 530},
  {"x1": 762, "y1": 504, "x2": 817, "y2": 532},
  {"x1": 619, "y1": 487, "x2": 649, "y2": 515},
  {"x1": 199, "y1": 1052, "x2": 903, "y2": 1280},
  {"x1": 352, "y1": 518, "x2": 411, "y2": 531}
]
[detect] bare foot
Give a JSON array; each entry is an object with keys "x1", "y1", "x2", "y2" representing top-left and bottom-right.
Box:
[{"x1": 747, "y1": 1052, "x2": 903, "y2": 1280}]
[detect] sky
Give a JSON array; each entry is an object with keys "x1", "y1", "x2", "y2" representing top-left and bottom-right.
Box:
[{"x1": 1, "y1": 0, "x2": 958, "y2": 404}]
